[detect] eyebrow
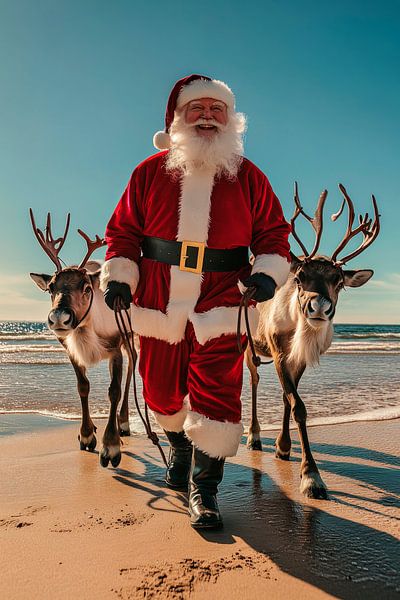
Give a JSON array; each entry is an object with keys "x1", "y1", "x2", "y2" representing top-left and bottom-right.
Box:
[{"x1": 188, "y1": 101, "x2": 226, "y2": 108}]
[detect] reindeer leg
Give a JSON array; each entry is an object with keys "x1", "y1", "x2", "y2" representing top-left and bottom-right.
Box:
[
  {"x1": 275, "y1": 395, "x2": 291, "y2": 460},
  {"x1": 118, "y1": 355, "x2": 132, "y2": 437},
  {"x1": 245, "y1": 346, "x2": 262, "y2": 450},
  {"x1": 71, "y1": 359, "x2": 97, "y2": 452},
  {"x1": 296, "y1": 416, "x2": 327, "y2": 499},
  {"x1": 100, "y1": 351, "x2": 123, "y2": 468},
  {"x1": 275, "y1": 366, "x2": 304, "y2": 460},
  {"x1": 276, "y1": 362, "x2": 327, "y2": 499}
]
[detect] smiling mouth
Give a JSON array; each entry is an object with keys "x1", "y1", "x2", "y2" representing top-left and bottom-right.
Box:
[{"x1": 196, "y1": 124, "x2": 217, "y2": 131}]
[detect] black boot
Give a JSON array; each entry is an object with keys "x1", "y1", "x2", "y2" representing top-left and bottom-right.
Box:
[
  {"x1": 164, "y1": 430, "x2": 192, "y2": 490},
  {"x1": 189, "y1": 447, "x2": 225, "y2": 530}
]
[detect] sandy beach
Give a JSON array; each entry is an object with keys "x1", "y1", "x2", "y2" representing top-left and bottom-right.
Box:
[{"x1": 1, "y1": 416, "x2": 399, "y2": 599}]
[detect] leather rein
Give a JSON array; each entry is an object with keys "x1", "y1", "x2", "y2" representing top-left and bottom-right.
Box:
[
  {"x1": 69, "y1": 287, "x2": 168, "y2": 466},
  {"x1": 75, "y1": 286, "x2": 95, "y2": 328},
  {"x1": 113, "y1": 297, "x2": 168, "y2": 467},
  {"x1": 109, "y1": 287, "x2": 268, "y2": 464},
  {"x1": 237, "y1": 287, "x2": 273, "y2": 367}
]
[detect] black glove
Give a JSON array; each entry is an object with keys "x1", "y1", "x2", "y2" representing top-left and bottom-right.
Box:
[
  {"x1": 242, "y1": 273, "x2": 277, "y2": 302},
  {"x1": 104, "y1": 281, "x2": 132, "y2": 310}
]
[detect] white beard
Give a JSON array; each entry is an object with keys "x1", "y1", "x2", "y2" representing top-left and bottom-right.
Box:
[{"x1": 165, "y1": 111, "x2": 247, "y2": 179}]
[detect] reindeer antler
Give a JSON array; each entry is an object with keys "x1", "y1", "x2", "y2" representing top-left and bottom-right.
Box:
[
  {"x1": 330, "y1": 184, "x2": 380, "y2": 265},
  {"x1": 290, "y1": 182, "x2": 328, "y2": 260},
  {"x1": 29, "y1": 209, "x2": 70, "y2": 272},
  {"x1": 77, "y1": 229, "x2": 106, "y2": 269}
]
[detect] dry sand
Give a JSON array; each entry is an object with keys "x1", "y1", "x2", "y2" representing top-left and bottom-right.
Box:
[{"x1": 0, "y1": 417, "x2": 399, "y2": 599}]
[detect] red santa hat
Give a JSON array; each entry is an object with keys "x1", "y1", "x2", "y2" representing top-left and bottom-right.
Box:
[{"x1": 153, "y1": 74, "x2": 236, "y2": 150}]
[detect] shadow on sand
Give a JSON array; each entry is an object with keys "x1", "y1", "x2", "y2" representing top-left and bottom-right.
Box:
[{"x1": 113, "y1": 436, "x2": 400, "y2": 599}]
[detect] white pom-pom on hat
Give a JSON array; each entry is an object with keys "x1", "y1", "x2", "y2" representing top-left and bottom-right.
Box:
[{"x1": 153, "y1": 130, "x2": 171, "y2": 150}]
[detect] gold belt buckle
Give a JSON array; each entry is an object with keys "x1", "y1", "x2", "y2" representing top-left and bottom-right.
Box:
[{"x1": 179, "y1": 241, "x2": 205, "y2": 274}]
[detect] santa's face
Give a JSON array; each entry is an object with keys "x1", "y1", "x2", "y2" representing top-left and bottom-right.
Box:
[{"x1": 184, "y1": 98, "x2": 228, "y2": 138}]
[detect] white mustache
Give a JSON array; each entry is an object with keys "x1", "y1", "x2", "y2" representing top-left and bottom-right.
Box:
[{"x1": 189, "y1": 118, "x2": 223, "y2": 130}]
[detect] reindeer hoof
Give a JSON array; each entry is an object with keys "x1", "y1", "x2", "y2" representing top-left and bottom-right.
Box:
[
  {"x1": 275, "y1": 447, "x2": 291, "y2": 461},
  {"x1": 111, "y1": 453, "x2": 122, "y2": 468},
  {"x1": 300, "y1": 473, "x2": 328, "y2": 499},
  {"x1": 100, "y1": 445, "x2": 121, "y2": 468},
  {"x1": 87, "y1": 436, "x2": 97, "y2": 452},
  {"x1": 100, "y1": 449, "x2": 110, "y2": 468},
  {"x1": 119, "y1": 421, "x2": 131, "y2": 436},
  {"x1": 79, "y1": 434, "x2": 97, "y2": 452},
  {"x1": 247, "y1": 432, "x2": 262, "y2": 451},
  {"x1": 247, "y1": 439, "x2": 262, "y2": 451}
]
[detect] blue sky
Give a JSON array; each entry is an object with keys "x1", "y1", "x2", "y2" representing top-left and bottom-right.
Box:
[{"x1": 0, "y1": 0, "x2": 399, "y2": 322}]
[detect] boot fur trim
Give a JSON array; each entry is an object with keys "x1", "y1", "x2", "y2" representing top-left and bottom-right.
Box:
[
  {"x1": 184, "y1": 410, "x2": 243, "y2": 458},
  {"x1": 152, "y1": 401, "x2": 188, "y2": 433}
]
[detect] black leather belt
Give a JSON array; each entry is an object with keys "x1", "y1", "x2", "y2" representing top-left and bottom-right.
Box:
[{"x1": 142, "y1": 236, "x2": 249, "y2": 273}]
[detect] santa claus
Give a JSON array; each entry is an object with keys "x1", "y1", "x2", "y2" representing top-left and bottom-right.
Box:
[{"x1": 100, "y1": 74, "x2": 291, "y2": 529}]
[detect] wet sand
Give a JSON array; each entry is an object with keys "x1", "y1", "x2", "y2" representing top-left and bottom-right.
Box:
[{"x1": 0, "y1": 416, "x2": 399, "y2": 599}]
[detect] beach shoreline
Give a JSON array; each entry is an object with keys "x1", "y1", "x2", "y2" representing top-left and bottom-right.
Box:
[
  {"x1": 2, "y1": 322, "x2": 399, "y2": 431},
  {"x1": 1, "y1": 416, "x2": 399, "y2": 599}
]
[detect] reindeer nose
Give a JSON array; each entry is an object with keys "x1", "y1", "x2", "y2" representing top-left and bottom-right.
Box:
[
  {"x1": 307, "y1": 296, "x2": 332, "y2": 318},
  {"x1": 308, "y1": 297, "x2": 321, "y2": 314},
  {"x1": 48, "y1": 308, "x2": 74, "y2": 329}
]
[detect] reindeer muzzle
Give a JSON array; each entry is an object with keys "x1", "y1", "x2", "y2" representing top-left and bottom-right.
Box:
[
  {"x1": 305, "y1": 295, "x2": 334, "y2": 321},
  {"x1": 48, "y1": 308, "x2": 77, "y2": 331}
]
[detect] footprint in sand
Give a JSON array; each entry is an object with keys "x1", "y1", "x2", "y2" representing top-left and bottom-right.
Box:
[
  {"x1": 50, "y1": 508, "x2": 153, "y2": 533},
  {"x1": 0, "y1": 505, "x2": 48, "y2": 529},
  {"x1": 115, "y1": 552, "x2": 273, "y2": 599},
  {"x1": 0, "y1": 519, "x2": 33, "y2": 529}
]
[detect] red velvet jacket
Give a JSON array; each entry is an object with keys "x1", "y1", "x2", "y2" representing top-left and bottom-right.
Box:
[{"x1": 101, "y1": 151, "x2": 291, "y2": 344}]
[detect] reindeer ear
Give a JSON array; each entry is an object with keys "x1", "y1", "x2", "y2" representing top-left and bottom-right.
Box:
[
  {"x1": 290, "y1": 252, "x2": 301, "y2": 273},
  {"x1": 89, "y1": 270, "x2": 101, "y2": 284},
  {"x1": 30, "y1": 273, "x2": 52, "y2": 291},
  {"x1": 343, "y1": 269, "x2": 374, "y2": 288},
  {"x1": 84, "y1": 260, "x2": 102, "y2": 274}
]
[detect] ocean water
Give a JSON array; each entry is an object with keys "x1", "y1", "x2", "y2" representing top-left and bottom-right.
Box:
[{"x1": 0, "y1": 321, "x2": 399, "y2": 432}]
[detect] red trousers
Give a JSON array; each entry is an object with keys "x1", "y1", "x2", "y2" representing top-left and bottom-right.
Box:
[{"x1": 139, "y1": 322, "x2": 245, "y2": 423}]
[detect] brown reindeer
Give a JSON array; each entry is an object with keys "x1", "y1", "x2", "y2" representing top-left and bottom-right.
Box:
[
  {"x1": 29, "y1": 211, "x2": 133, "y2": 468},
  {"x1": 246, "y1": 183, "x2": 380, "y2": 498}
]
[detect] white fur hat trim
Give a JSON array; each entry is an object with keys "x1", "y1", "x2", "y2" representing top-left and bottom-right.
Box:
[{"x1": 177, "y1": 79, "x2": 235, "y2": 110}]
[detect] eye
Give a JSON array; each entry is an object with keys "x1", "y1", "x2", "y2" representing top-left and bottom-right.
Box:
[
  {"x1": 212, "y1": 106, "x2": 222, "y2": 111},
  {"x1": 84, "y1": 285, "x2": 92, "y2": 294}
]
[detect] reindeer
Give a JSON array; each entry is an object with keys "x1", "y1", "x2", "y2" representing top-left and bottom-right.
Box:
[
  {"x1": 29, "y1": 211, "x2": 134, "y2": 468},
  {"x1": 245, "y1": 183, "x2": 380, "y2": 499}
]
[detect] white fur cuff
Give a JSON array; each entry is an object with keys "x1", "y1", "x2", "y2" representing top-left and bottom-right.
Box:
[
  {"x1": 251, "y1": 253, "x2": 290, "y2": 288},
  {"x1": 152, "y1": 402, "x2": 188, "y2": 433},
  {"x1": 184, "y1": 410, "x2": 243, "y2": 458},
  {"x1": 99, "y1": 257, "x2": 140, "y2": 295}
]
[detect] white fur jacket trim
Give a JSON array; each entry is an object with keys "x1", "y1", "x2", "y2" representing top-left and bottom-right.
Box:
[{"x1": 99, "y1": 256, "x2": 140, "y2": 295}]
